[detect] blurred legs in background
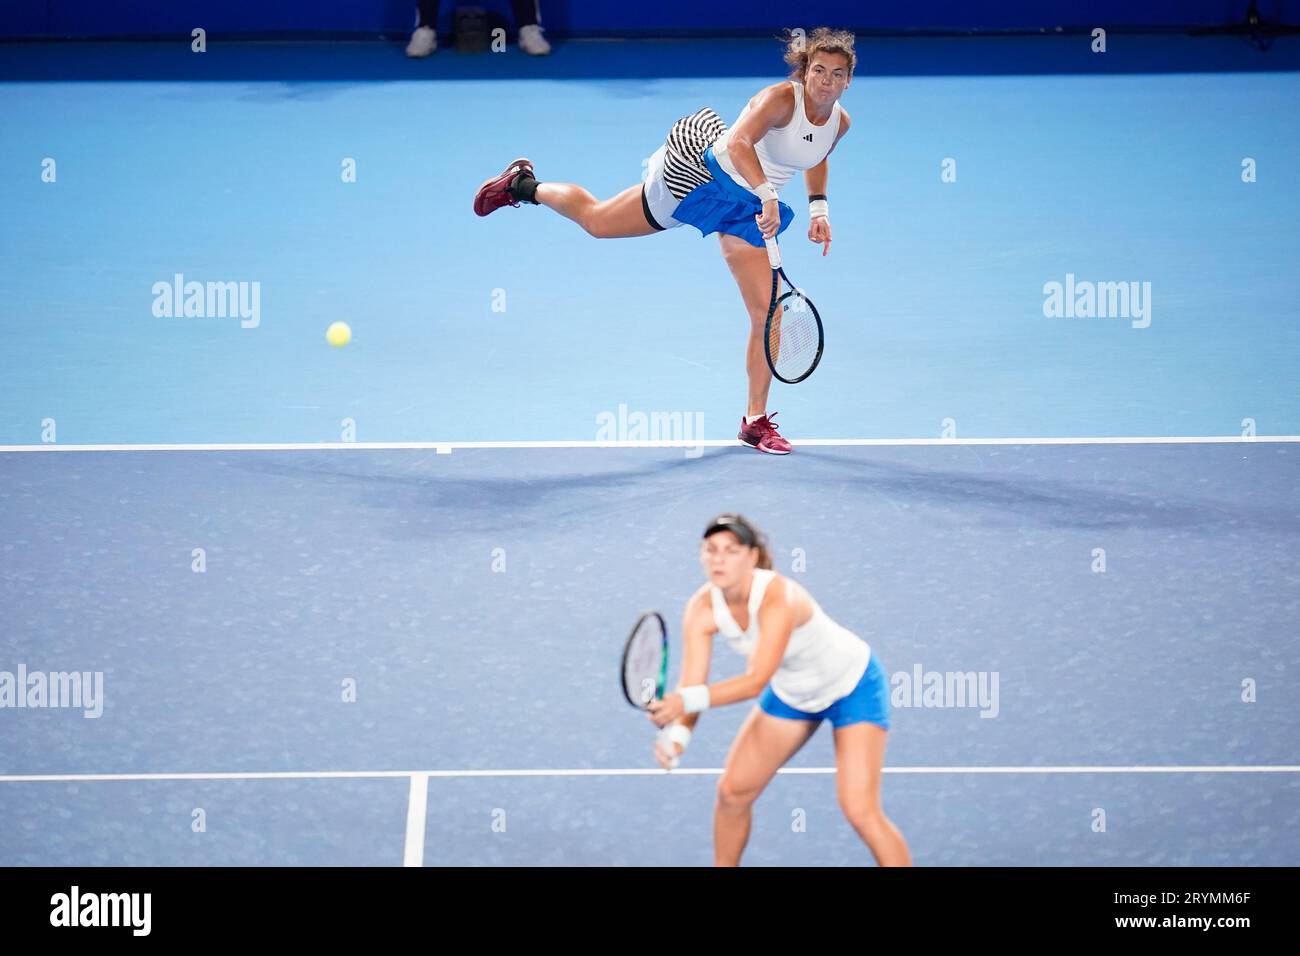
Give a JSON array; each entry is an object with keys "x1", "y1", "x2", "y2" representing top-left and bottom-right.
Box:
[{"x1": 406, "y1": 1, "x2": 551, "y2": 57}]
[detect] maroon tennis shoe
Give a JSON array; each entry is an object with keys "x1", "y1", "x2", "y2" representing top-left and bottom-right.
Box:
[
  {"x1": 738, "y1": 413, "x2": 792, "y2": 455},
  {"x1": 473, "y1": 157, "x2": 535, "y2": 216}
]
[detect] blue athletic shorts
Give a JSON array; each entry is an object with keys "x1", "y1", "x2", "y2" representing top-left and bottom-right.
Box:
[
  {"x1": 759, "y1": 654, "x2": 891, "y2": 730},
  {"x1": 668, "y1": 146, "x2": 795, "y2": 248}
]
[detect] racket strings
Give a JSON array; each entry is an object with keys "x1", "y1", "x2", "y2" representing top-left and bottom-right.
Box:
[
  {"x1": 623, "y1": 620, "x2": 665, "y2": 706},
  {"x1": 769, "y1": 292, "x2": 819, "y2": 379}
]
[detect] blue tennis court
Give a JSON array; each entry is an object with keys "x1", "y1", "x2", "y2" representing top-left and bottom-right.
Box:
[{"x1": 2, "y1": 25, "x2": 1298, "y2": 866}]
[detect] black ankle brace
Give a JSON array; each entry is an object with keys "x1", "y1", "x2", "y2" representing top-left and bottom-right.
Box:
[{"x1": 509, "y1": 172, "x2": 540, "y2": 204}]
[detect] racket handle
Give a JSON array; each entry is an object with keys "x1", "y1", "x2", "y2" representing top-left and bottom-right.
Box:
[{"x1": 764, "y1": 237, "x2": 781, "y2": 270}]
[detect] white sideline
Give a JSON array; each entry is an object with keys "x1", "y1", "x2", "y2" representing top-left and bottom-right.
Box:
[
  {"x1": 0, "y1": 435, "x2": 1297, "y2": 453},
  {"x1": 403, "y1": 774, "x2": 429, "y2": 868},
  {"x1": 2, "y1": 765, "x2": 1298, "y2": 783}
]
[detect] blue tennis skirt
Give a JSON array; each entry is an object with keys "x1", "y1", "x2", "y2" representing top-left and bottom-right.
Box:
[
  {"x1": 759, "y1": 654, "x2": 892, "y2": 731},
  {"x1": 670, "y1": 146, "x2": 795, "y2": 249}
]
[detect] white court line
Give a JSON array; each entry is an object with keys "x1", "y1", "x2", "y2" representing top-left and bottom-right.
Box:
[
  {"x1": 1, "y1": 766, "x2": 1297, "y2": 783},
  {"x1": 0, "y1": 436, "x2": 1296, "y2": 453},
  {"x1": 403, "y1": 774, "x2": 429, "y2": 868}
]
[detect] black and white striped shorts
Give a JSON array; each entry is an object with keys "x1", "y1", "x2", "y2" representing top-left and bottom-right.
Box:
[
  {"x1": 642, "y1": 107, "x2": 729, "y2": 230},
  {"x1": 662, "y1": 107, "x2": 729, "y2": 200}
]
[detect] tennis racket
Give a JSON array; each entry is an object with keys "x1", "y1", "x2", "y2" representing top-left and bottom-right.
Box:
[
  {"x1": 620, "y1": 611, "x2": 683, "y2": 770},
  {"x1": 763, "y1": 238, "x2": 825, "y2": 384},
  {"x1": 620, "y1": 610, "x2": 668, "y2": 710}
]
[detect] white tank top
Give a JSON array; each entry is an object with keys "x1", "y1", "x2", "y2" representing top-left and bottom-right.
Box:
[
  {"x1": 712, "y1": 80, "x2": 843, "y2": 195},
  {"x1": 709, "y1": 569, "x2": 870, "y2": 712}
]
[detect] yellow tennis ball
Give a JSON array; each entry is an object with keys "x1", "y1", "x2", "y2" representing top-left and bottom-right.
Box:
[{"x1": 326, "y1": 321, "x2": 352, "y2": 347}]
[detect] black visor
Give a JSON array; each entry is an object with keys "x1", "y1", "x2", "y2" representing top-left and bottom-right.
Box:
[{"x1": 703, "y1": 514, "x2": 757, "y2": 547}]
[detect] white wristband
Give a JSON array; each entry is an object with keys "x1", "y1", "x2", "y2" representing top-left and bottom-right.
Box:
[
  {"x1": 663, "y1": 724, "x2": 692, "y2": 751},
  {"x1": 754, "y1": 182, "x2": 778, "y2": 204},
  {"x1": 809, "y1": 198, "x2": 829, "y2": 220},
  {"x1": 679, "y1": 684, "x2": 711, "y2": 714}
]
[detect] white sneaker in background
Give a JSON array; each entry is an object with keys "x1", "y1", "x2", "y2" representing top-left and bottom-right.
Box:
[
  {"x1": 406, "y1": 25, "x2": 437, "y2": 57},
  {"x1": 518, "y1": 24, "x2": 551, "y2": 56}
]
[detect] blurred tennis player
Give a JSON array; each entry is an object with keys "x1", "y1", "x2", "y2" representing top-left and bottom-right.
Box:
[
  {"x1": 473, "y1": 28, "x2": 855, "y2": 455},
  {"x1": 648, "y1": 514, "x2": 910, "y2": 866}
]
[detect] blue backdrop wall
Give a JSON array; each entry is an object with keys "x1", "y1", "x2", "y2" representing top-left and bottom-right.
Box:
[{"x1": 2, "y1": 0, "x2": 1296, "y2": 38}]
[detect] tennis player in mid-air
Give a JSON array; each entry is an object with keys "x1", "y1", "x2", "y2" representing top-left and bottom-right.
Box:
[
  {"x1": 647, "y1": 514, "x2": 911, "y2": 867},
  {"x1": 473, "y1": 28, "x2": 855, "y2": 455}
]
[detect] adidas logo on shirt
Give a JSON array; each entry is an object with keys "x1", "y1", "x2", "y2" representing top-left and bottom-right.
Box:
[{"x1": 802, "y1": 133, "x2": 813, "y2": 142}]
